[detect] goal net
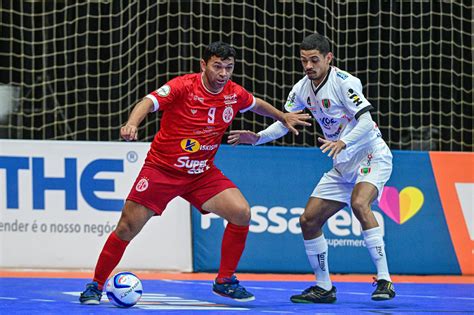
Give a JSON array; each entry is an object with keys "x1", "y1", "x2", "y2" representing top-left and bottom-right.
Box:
[{"x1": 0, "y1": 1, "x2": 472, "y2": 151}]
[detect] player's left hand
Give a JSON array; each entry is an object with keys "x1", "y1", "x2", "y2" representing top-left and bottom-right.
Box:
[
  {"x1": 318, "y1": 137, "x2": 346, "y2": 159},
  {"x1": 227, "y1": 130, "x2": 259, "y2": 146},
  {"x1": 281, "y1": 110, "x2": 312, "y2": 135}
]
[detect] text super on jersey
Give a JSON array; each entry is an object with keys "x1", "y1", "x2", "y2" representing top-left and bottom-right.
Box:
[{"x1": 144, "y1": 73, "x2": 255, "y2": 175}]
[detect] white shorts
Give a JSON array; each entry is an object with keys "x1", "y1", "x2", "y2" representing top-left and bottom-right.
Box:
[{"x1": 311, "y1": 142, "x2": 393, "y2": 206}]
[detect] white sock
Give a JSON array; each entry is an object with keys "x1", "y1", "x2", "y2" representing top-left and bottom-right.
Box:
[
  {"x1": 362, "y1": 227, "x2": 391, "y2": 281},
  {"x1": 304, "y1": 234, "x2": 332, "y2": 290}
]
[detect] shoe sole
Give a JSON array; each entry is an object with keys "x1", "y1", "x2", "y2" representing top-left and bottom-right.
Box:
[
  {"x1": 80, "y1": 299, "x2": 100, "y2": 305},
  {"x1": 371, "y1": 294, "x2": 395, "y2": 301},
  {"x1": 290, "y1": 297, "x2": 336, "y2": 304},
  {"x1": 212, "y1": 290, "x2": 255, "y2": 302}
]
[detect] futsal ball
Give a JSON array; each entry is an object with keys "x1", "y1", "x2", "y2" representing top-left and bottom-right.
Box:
[{"x1": 105, "y1": 271, "x2": 143, "y2": 308}]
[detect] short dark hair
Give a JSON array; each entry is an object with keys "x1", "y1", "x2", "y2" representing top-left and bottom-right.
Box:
[
  {"x1": 203, "y1": 41, "x2": 237, "y2": 63},
  {"x1": 300, "y1": 34, "x2": 331, "y2": 55}
]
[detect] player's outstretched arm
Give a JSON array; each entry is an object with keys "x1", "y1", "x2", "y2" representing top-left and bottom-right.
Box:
[
  {"x1": 227, "y1": 130, "x2": 259, "y2": 146},
  {"x1": 228, "y1": 120, "x2": 291, "y2": 146},
  {"x1": 251, "y1": 97, "x2": 311, "y2": 135},
  {"x1": 120, "y1": 98, "x2": 154, "y2": 141}
]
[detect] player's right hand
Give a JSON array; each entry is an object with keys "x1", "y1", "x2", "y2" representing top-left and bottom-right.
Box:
[
  {"x1": 120, "y1": 124, "x2": 138, "y2": 141},
  {"x1": 228, "y1": 130, "x2": 259, "y2": 146}
]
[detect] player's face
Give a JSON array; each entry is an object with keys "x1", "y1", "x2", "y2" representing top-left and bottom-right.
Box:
[
  {"x1": 300, "y1": 49, "x2": 333, "y2": 85},
  {"x1": 200, "y1": 56, "x2": 235, "y2": 93}
]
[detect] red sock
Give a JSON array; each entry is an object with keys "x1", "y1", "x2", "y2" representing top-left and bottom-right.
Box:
[
  {"x1": 217, "y1": 223, "x2": 249, "y2": 281},
  {"x1": 92, "y1": 231, "x2": 130, "y2": 290}
]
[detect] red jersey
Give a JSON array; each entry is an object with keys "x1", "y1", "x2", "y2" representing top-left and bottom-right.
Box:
[{"x1": 144, "y1": 73, "x2": 255, "y2": 175}]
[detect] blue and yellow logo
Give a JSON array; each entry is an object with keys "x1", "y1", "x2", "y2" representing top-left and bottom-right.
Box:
[{"x1": 180, "y1": 138, "x2": 200, "y2": 153}]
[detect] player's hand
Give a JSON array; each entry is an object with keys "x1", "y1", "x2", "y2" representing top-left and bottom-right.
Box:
[
  {"x1": 281, "y1": 110, "x2": 312, "y2": 135},
  {"x1": 318, "y1": 137, "x2": 346, "y2": 159},
  {"x1": 228, "y1": 130, "x2": 260, "y2": 146},
  {"x1": 120, "y1": 123, "x2": 139, "y2": 141}
]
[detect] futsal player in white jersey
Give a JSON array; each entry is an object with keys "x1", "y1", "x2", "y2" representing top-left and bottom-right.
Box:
[{"x1": 228, "y1": 33, "x2": 396, "y2": 303}]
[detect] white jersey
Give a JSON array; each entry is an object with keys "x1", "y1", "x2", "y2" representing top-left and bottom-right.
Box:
[{"x1": 285, "y1": 66, "x2": 385, "y2": 164}]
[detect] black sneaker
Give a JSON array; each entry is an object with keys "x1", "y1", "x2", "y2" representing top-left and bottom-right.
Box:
[
  {"x1": 290, "y1": 285, "x2": 337, "y2": 303},
  {"x1": 371, "y1": 278, "x2": 396, "y2": 301}
]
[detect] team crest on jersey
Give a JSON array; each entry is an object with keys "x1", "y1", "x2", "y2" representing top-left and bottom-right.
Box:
[
  {"x1": 157, "y1": 85, "x2": 171, "y2": 97},
  {"x1": 322, "y1": 99, "x2": 331, "y2": 109},
  {"x1": 347, "y1": 88, "x2": 363, "y2": 106},
  {"x1": 180, "y1": 138, "x2": 201, "y2": 153},
  {"x1": 222, "y1": 106, "x2": 234, "y2": 123},
  {"x1": 135, "y1": 177, "x2": 149, "y2": 192}
]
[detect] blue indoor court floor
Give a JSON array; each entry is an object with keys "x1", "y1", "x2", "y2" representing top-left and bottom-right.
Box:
[{"x1": 0, "y1": 276, "x2": 473, "y2": 314}]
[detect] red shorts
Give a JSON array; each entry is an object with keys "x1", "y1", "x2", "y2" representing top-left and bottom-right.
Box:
[{"x1": 126, "y1": 163, "x2": 237, "y2": 215}]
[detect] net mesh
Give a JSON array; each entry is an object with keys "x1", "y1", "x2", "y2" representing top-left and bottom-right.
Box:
[{"x1": 0, "y1": 0, "x2": 472, "y2": 151}]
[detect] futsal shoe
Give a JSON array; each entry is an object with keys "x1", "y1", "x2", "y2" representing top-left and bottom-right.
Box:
[
  {"x1": 371, "y1": 278, "x2": 396, "y2": 301},
  {"x1": 290, "y1": 285, "x2": 337, "y2": 303},
  {"x1": 212, "y1": 275, "x2": 255, "y2": 302},
  {"x1": 79, "y1": 281, "x2": 102, "y2": 305}
]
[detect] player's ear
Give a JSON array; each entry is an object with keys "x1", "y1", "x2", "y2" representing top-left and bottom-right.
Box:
[
  {"x1": 200, "y1": 59, "x2": 206, "y2": 72},
  {"x1": 326, "y1": 52, "x2": 334, "y2": 64}
]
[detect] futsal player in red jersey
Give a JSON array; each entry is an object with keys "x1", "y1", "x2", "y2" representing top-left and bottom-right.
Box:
[{"x1": 79, "y1": 41, "x2": 311, "y2": 304}]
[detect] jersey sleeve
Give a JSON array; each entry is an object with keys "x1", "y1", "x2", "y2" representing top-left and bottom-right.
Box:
[
  {"x1": 237, "y1": 85, "x2": 256, "y2": 113},
  {"x1": 284, "y1": 85, "x2": 306, "y2": 112},
  {"x1": 338, "y1": 76, "x2": 373, "y2": 120},
  {"x1": 145, "y1": 76, "x2": 185, "y2": 112}
]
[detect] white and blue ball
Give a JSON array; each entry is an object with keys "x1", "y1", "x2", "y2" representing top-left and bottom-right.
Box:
[{"x1": 105, "y1": 272, "x2": 143, "y2": 308}]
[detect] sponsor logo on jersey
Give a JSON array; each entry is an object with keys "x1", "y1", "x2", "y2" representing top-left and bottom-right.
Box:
[
  {"x1": 188, "y1": 93, "x2": 204, "y2": 104},
  {"x1": 174, "y1": 156, "x2": 209, "y2": 174},
  {"x1": 306, "y1": 97, "x2": 311, "y2": 106},
  {"x1": 325, "y1": 123, "x2": 344, "y2": 139},
  {"x1": 286, "y1": 92, "x2": 296, "y2": 109},
  {"x1": 336, "y1": 71, "x2": 349, "y2": 80},
  {"x1": 180, "y1": 138, "x2": 201, "y2": 153},
  {"x1": 157, "y1": 84, "x2": 171, "y2": 97},
  {"x1": 190, "y1": 109, "x2": 197, "y2": 115},
  {"x1": 347, "y1": 88, "x2": 363, "y2": 106},
  {"x1": 319, "y1": 117, "x2": 338, "y2": 130},
  {"x1": 135, "y1": 177, "x2": 149, "y2": 192},
  {"x1": 367, "y1": 153, "x2": 373, "y2": 166},
  {"x1": 222, "y1": 106, "x2": 234, "y2": 123},
  {"x1": 224, "y1": 93, "x2": 237, "y2": 105},
  {"x1": 200, "y1": 144, "x2": 219, "y2": 151},
  {"x1": 322, "y1": 99, "x2": 331, "y2": 108},
  {"x1": 193, "y1": 126, "x2": 218, "y2": 136}
]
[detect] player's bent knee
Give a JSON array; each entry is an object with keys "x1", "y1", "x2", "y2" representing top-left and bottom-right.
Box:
[
  {"x1": 114, "y1": 213, "x2": 143, "y2": 241},
  {"x1": 351, "y1": 198, "x2": 370, "y2": 213},
  {"x1": 114, "y1": 221, "x2": 135, "y2": 241},
  {"x1": 229, "y1": 204, "x2": 251, "y2": 226},
  {"x1": 300, "y1": 213, "x2": 322, "y2": 231}
]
